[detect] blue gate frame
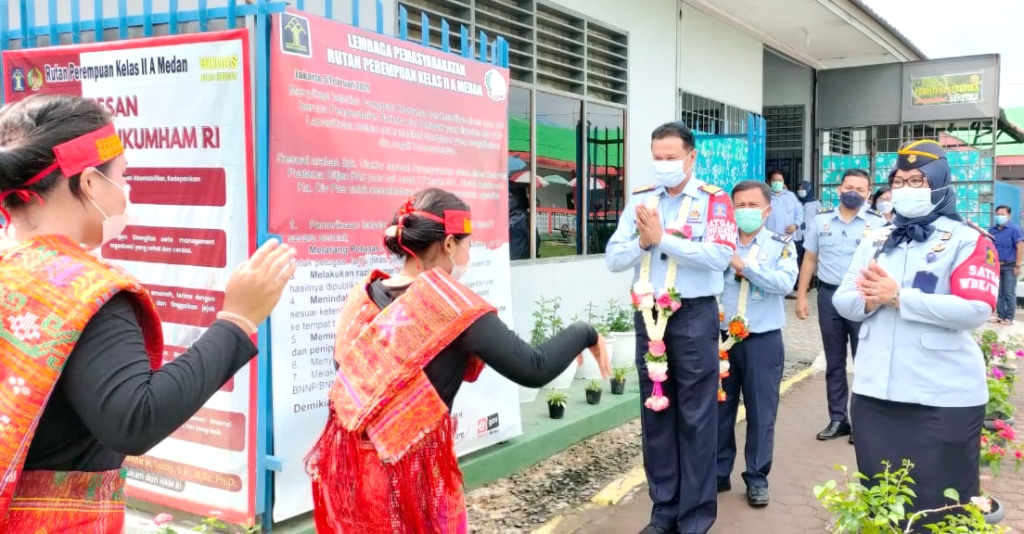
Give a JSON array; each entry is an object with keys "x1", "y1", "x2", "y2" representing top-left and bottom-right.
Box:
[{"x1": 0, "y1": 0, "x2": 508, "y2": 528}]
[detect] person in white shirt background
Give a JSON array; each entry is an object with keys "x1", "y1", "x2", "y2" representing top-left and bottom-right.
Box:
[{"x1": 871, "y1": 187, "x2": 894, "y2": 225}]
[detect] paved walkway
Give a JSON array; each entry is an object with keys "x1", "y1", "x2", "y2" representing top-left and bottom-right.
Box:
[{"x1": 549, "y1": 366, "x2": 1024, "y2": 533}]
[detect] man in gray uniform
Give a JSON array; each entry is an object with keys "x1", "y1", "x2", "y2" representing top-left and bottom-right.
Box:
[
  {"x1": 716, "y1": 180, "x2": 798, "y2": 508},
  {"x1": 606, "y1": 122, "x2": 738, "y2": 534},
  {"x1": 795, "y1": 168, "x2": 885, "y2": 443}
]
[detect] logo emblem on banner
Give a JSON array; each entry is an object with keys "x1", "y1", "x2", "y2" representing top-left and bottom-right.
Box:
[
  {"x1": 10, "y1": 68, "x2": 25, "y2": 92},
  {"x1": 26, "y1": 68, "x2": 43, "y2": 91},
  {"x1": 280, "y1": 13, "x2": 312, "y2": 57},
  {"x1": 483, "y1": 69, "x2": 507, "y2": 102}
]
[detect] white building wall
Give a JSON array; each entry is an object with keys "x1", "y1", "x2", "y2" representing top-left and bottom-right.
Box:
[
  {"x1": 505, "y1": 0, "x2": 678, "y2": 338},
  {"x1": 677, "y1": 2, "x2": 763, "y2": 113},
  {"x1": 763, "y1": 49, "x2": 815, "y2": 185}
]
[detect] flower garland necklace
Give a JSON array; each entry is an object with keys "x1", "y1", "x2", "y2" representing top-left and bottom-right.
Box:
[
  {"x1": 629, "y1": 193, "x2": 750, "y2": 411},
  {"x1": 718, "y1": 245, "x2": 754, "y2": 401}
]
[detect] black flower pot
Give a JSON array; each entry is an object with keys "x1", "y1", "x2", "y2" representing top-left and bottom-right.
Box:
[
  {"x1": 548, "y1": 403, "x2": 565, "y2": 419},
  {"x1": 984, "y1": 412, "x2": 1016, "y2": 430},
  {"x1": 985, "y1": 496, "x2": 1005, "y2": 524},
  {"x1": 586, "y1": 390, "x2": 602, "y2": 405},
  {"x1": 610, "y1": 378, "x2": 626, "y2": 395}
]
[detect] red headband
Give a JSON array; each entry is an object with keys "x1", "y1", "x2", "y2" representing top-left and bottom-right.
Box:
[
  {"x1": 383, "y1": 197, "x2": 473, "y2": 269},
  {"x1": 0, "y1": 123, "x2": 123, "y2": 226}
]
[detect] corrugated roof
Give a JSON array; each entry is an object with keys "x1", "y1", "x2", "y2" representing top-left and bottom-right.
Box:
[{"x1": 847, "y1": 0, "x2": 928, "y2": 60}]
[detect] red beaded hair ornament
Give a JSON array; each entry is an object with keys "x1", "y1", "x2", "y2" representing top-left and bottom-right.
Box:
[{"x1": 383, "y1": 195, "x2": 473, "y2": 270}]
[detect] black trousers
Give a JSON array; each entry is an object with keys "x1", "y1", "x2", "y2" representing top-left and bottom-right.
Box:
[
  {"x1": 636, "y1": 297, "x2": 719, "y2": 534},
  {"x1": 716, "y1": 329, "x2": 784, "y2": 489},
  {"x1": 852, "y1": 394, "x2": 983, "y2": 531},
  {"x1": 818, "y1": 283, "x2": 860, "y2": 423}
]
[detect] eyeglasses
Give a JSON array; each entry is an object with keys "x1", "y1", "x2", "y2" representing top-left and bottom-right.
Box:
[{"x1": 890, "y1": 176, "x2": 929, "y2": 189}]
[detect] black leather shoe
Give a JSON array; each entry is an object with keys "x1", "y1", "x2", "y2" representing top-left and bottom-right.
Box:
[
  {"x1": 747, "y1": 485, "x2": 769, "y2": 507},
  {"x1": 717, "y1": 478, "x2": 731, "y2": 493},
  {"x1": 816, "y1": 420, "x2": 851, "y2": 440},
  {"x1": 639, "y1": 524, "x2": 678, "y2": 534}
]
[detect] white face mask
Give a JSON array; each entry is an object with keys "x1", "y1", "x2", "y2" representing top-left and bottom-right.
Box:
[
  {"x1": 652, "y1": 159, "x2": 689, "y2": 189},
  {"x1": 87, "y1": 171, "x2": 133, "y2": 248},
  {"x1": 891, "y1": 187, "x2": 937, "y2": 218},
  {"x1": 797, "y1": 190, "x2": 807, "y2": 198},
  {"x1": 448, "y1": 240, "x2": 471, "y2": 281},
  {"x1": 877, "y1": 200, "x2": 893, "y2": 214}
]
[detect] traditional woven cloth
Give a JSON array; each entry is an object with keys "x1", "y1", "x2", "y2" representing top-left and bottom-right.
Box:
[
  {"x1": 307, "y1": 268, "x2": 495, "y2": 534},
  {"x1": 0, "y1": 235, "x2": 163, "y2": 532},
  {"x1": 3, "y1": 469, "x2": 129, "y2": 533}
]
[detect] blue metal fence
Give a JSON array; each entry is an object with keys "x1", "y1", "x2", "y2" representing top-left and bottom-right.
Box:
[{"x1": 0, "y1": 0, "x2": 508, "y2": 528}]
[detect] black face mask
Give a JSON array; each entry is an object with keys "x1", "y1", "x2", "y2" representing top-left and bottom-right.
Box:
[{"x1": 840, "y1": 191, "x2": 865, "y2": 210}]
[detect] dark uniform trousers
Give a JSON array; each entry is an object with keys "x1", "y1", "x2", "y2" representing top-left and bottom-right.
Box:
[
  {"x1": 635, "y1": 296, "x2": 719, "y2": 534},
  {"x1": 716, "y1": 329, "x2": 784, "y2": 489},
  {"x1": 817, "y1": 283, "x2": 860, "y2": 423}
]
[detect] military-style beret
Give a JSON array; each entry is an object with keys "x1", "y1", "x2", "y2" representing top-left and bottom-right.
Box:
[{"x1": 895, "y1": 139, "x2": 947, "y2": 171}]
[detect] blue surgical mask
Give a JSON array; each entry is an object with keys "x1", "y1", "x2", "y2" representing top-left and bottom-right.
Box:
[
  {"x1": 996, "y1": 215, "x2": 1009, "y2": 226},
  {"x1": 735, "y1": 208, "x2": 765, "y2": 233},
  {"x1": 653, "y1": 160, "x2": 687, "y2": 189}
]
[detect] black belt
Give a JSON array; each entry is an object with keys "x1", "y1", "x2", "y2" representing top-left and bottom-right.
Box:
[
  {"x1": 819, "y1": 282, "x2": 839, "y2": 291},
  {"x1": 679, "y1": 295, "x2": 716, "y2": 307},
  {"x1": 1001, "y1": 261, "x2": 1016, "y2": 266}
]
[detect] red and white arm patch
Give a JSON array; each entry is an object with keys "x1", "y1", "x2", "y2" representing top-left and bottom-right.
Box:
[
  {"x1": 950, "y1": 234, "x2": 999, "y2": 309},
  {"x1": 463, "y1": 355, "x2": 486, "y2": 383},
  {"x1": 703, "y1": 191, "x2": 738, "y2": 250}
]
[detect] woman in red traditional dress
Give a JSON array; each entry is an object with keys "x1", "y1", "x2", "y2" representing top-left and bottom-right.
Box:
[
  {"x1": 0, "y1": 94, "x2": 296, "y2": 533},
  {"x1": 307, "y1": 188, "x2": 611, "y2": 533}
]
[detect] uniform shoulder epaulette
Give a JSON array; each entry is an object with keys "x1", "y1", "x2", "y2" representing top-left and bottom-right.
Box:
[
  {"x1": 866, "y1": 208, "x2": 883, "y2": 217},
  {"x1": 771, "y1": 233, "x2": 793, "y2": 244},
  {"x1": 964, "y1": 220, "x2": 995, "y2": 239},
  {"x1": 632, "y1": 184, "x2": 656, "y2": 195},
  {"x1": 698, "y1": 183, "x2": 724, "y2": 195},
  {"x1": 817, "y1": 206, "x2": 834, "y2": 214}
]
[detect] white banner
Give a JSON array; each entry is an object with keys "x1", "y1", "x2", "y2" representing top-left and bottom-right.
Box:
[{"x1": 4, "y1": 32, "x2": 258, "y2": 523}]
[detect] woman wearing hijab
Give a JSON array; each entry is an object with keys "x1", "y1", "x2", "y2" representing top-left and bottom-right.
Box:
[
  {"x1": 832, "y1": 139, "x2": 995, "y2": 524},
  {"x1": 793, "y1": 180, "x2": 821, "y2": 294},
  {"x1": 871, "y1": 187, "x2": 894, "y2": 224}
]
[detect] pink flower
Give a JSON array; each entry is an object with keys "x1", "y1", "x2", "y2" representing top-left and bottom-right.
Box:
[
  {"x1": 648, "y1": 368, "x2": 668, "y2": 382},
  {"x1": 645, "y1": 395, "x2": 670, "y2": 411},
  {"x1": 153, "y1": 513, "x2": 173, "y2": 527},
  {"x1": 1016, "y1": 450, "x2": 1023, "y2": 460},
  {"x1": 648, "y1": 340, "x2": 667, "y2": 357},
  {"x1": 656, "y1": 292, "x2": 672, "y2": 309},
  {"x1": 992, "y1": 367, "x2": 1005, "y2": 380},
  {"x1": 669, "y1": 299, "x2": 681, "y2": 312},
  {"x1": 1016, "y1": 350, "x2": 1024, "y2": 359},
  {"x1": 630, "y1": 292, "x2": 642, "y2": 307}
]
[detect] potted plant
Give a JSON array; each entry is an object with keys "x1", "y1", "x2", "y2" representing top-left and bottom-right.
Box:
[
  {"x1": 977, "y1": 329, "x2": 1023, "y2": 377},
  {"x1": 813, "y1": 459, "x2": 1008, "y2": 533},
  {"x1": 610, "y1": 365, "x2": 632, "y2": 395},
  {"x1": 547, "y1": 389, "x2": 568, "y2": 419},
  {"x1": 585, "y1": 379, "x2": 602, "y2": 405},
  {"x1": 603, "y1": 299, "x2": 636, "y2": 368},
  {"x1": 532, "y1": 297, "x2": 576, "y2": 390},
  {"x1": 985, "y1": 367, "x2": 1016, "y2": 430}
]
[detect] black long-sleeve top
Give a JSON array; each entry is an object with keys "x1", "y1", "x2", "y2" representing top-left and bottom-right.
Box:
[
  {"x1": 367, "y1": 280, "x2": 597, "y2": 407},
  {"x1": 24, "y1": 292, "x2": 257, "y2": 472}
]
